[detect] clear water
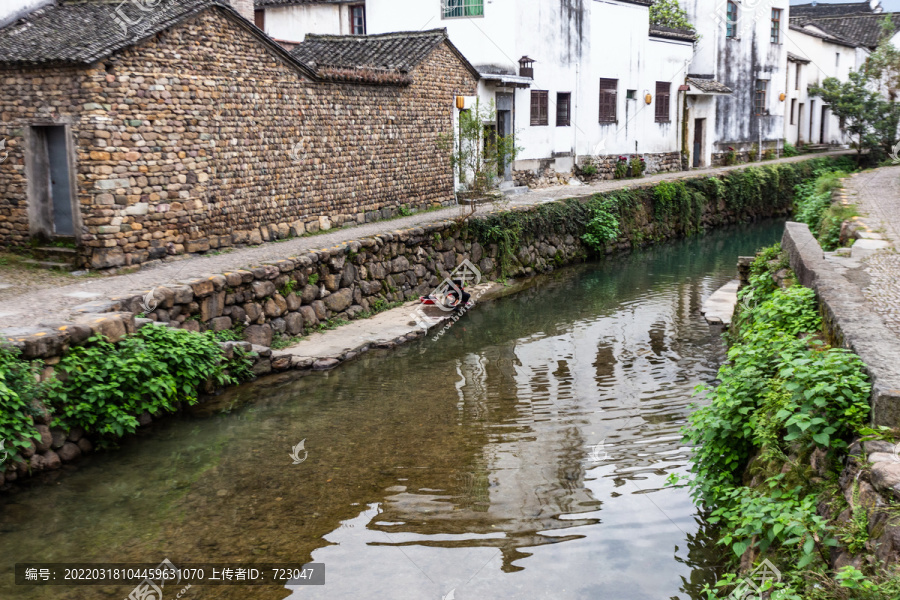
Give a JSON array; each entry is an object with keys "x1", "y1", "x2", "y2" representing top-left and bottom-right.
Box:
[{"x1": 0, "y1": 220, "x2": 785, "y2": 600}]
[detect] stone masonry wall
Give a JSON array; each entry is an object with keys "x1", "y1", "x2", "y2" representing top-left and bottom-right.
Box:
[
  {"x1": 0, "y1": 7, "x2": 477, "y2": 269},
  {"x1": 572, "y1": 151, "x2": 682, "y2": 184}
]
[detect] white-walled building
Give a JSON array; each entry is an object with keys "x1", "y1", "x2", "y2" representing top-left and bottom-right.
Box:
[
  {"x1": 365, "y1": 0, "x2": 696, "y2": 182},
  {"x1": 683, "y1": 0, "x2": 790, "y2": 162},
  {"x1": 783, "y1": 26, "x2": 866, "y2": 146},
  {"x1": 254, "y1": 0, "x2": 366, "y2": 48}
]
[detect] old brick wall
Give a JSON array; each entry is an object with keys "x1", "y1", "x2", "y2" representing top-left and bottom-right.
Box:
[{"x1": 0, "y1": 7, "x2": 476, "y2": 268}]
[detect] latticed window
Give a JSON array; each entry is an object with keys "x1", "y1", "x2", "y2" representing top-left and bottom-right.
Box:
[
  {"x1": 755, "y1": 80, "x2": 768, "y2": 115},
  {"x1": 655, "y1": 82, "x2": 671, "y2": 123},
  {"x1": 726, "y1": 1, "x2": 737, "y2": 38},
  {"x1": 771, "y1": 8, "x2": 782, "y2": 43},
  {"x1": 442, "y1": 0, "x2": 484, "y2": 19},
  {"x1": 599, "y1": 78, "x2": 617, "y2": 123},
  {"x1": 531, "y1": 91, "x2": 548, "y2": 126}
]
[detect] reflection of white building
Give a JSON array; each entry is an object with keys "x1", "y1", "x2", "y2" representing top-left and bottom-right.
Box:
[
  {"x1": 253, "y1": 0, "x2": 366, "y2": 48},
  {"x1": 365, "y1": 0, "x2": 696, "y2": 181}
]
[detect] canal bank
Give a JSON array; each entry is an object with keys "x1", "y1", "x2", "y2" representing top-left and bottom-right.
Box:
[
  {"x1": 0, "y1": 219, "x2": 791, "y2": 600},
  {"x1": 0, "y1": 157, "x2": 841, "y2": 490}
]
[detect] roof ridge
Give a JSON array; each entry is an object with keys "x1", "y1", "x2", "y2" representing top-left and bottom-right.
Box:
[{"x1": 304, "y1": 28, "x2": 448, "y2": 42}]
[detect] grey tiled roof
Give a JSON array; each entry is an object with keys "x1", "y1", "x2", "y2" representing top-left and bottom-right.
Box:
[
  {"x1": 786, "y1": 51, "x2": 811, "y2": 64},
  {"x1": 255, "y1": 0, "x2": 356, "y2": 7},
  {"x1": 686, "y1": 77, "x2": 733, "y2": 94},
  {"x1": 292, "y1": 29, "x2": 479, "y2": 83},
  {"x1": 791, "y1": 2, "x2": 877, "y2": 18},
  {"x1": 649, "y1": 25, "x2": 697, "y2": 42},
  {"x1": 790, "y1": 13, "x2": 900, "y2": 49},
  {"x1": 0, "y1": 0, "x2": 222, "y2": 66}
]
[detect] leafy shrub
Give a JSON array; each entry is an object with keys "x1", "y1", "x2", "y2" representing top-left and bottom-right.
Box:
[
  {"x1": 613, "y1": 156, "x2": 628, "y2": 179},
  {"x1": 580, "y1": 163, "x2": 598, "y2": 177},
  {"x1": 678, "y1": 247, "x2": 871, "y2": 567},
  {"x1": 581, "y1": 196, "x2": 620, "y2": 251},
  {"x1": 630, "y1": 156, "x2": 646, "y2": 177},
  {"x1": 793, "y1": 167, "x2": 853, "y2": 250},
  {"x1": 783, "y1": 142, "x2": 799, "y2": 157},
  {"x1": 46, "y1": 326, "x2": 241, "y2": 438},
  {"x1": 0, "y1": 342, "x2": 43, "y2": 462}
]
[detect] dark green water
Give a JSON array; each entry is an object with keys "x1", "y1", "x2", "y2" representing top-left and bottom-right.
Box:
[{"x1": 0, "y1": 220, "x2": 785, "y2": 600}]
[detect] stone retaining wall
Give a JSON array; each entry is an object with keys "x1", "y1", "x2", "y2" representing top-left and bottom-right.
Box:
[
  {"x1": 782, "y1": 221, "x2": 900, "y2": 426},
  {"x1": 0, "y1": 7, "x2": 477, "y2": 269}
]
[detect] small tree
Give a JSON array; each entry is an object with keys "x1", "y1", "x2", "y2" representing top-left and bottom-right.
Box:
[
  {"x1": 441, "y1": 99, "x2": 519, "y2": 196},
  {"x1": 649, "y1": 0, "x2": 695, "y2": 32}
]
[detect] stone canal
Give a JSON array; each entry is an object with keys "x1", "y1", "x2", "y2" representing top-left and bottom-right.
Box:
[{"x1": 1, "y1": 220, "x2": 786, "y2": 600}]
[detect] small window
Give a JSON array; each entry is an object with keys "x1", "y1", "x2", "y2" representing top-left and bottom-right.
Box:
[
  {"x1": 442, "y1": 0, "x2": 484, "y2": 19},
  {"x1": 755, "y1": 80, "x2": 768, "y2": 115},
  {"x1": 599, "y1": 78, "x2": 617, "y2": 123},
  {"x1": 795, "y1": 64, "x2": 801, "y2": 90},
  {"x1": 350, "y1": 5, "x2": 366, "y2": 34},
  {"x1": 254, "y1": 9, "x2": 265, "y2": 30},
  {"x1": 626, "y1": 89, "x2": 637, "y2": 100},
  {"x1": 531, "y1": 90, "x2": 549, "y2": 126},
  {"x1": 655, "y1": 81, "x2": 671, "y2": 123},
  {"x1": 836, "y1": 52, "x2": 840, "y2": 67},
  {"x1": 771, "y1": 8, "x2": 782, "y2": 43},
  {"x1": 726, "y1": 1, "x2": 737, "y2": 39},
  {"x1": 790, "y1": 98, "x2": 796, "y2": 124},
  {"x1": 556, "y1": 92, "x2": 571, "y2": 127}
]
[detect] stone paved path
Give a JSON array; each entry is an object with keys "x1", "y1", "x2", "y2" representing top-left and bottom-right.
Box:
[
  {"x1": 0, "y1": 151, "x2": 848, "y2": 330},
  {"x1": 843, "y1": 166, "x2": 900, "y2": 336}
]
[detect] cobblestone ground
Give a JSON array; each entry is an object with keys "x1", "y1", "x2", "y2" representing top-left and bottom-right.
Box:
[
  {"x1": 0, "y1": 151, "x2": 848, "y2": 329},
  {"x1": 845, "y1": 167, "x2": 900, "y2": 336}
]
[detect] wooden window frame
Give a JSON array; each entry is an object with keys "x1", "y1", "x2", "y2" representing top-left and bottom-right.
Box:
[
  {"x1": 771, "y1": 8, "x2": 782, "y2": 44},
  {"x1": 655, "y1": 81, "x2": 671, "y2": 123},
  {"x1": 531, "y1": 90, "x2": 549, "y2": 126},
  {"x1": 755, "y1": 80, "x2": 768, "y2": 115},
  {"x1": 556, "y1": 92, "x2": 571, "y2": 127},
  {"x1": 350, "y1": 5, "x2": 366, "y2": 35},
  {"x1": 598, "y1": 78, "x2": 617, "y2": 123},
  {"x1": 726, "y1": 1, "x2": 737, "y2": 39}
]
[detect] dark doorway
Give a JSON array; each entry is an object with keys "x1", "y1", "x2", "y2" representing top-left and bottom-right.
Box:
[
  {"x1": 798, "y1": 103, "x2": 805, "y2": 143},
  {"x1": 693, "y1": 118, "x2": 704, "y2": 168},
  {"x1": 820, "y1": 105, "x2": 828, "y2": 143},
  {"x1": 29, "y1": 125, "x2": 75, "y2": 238},
  {"x1": 496, "y1": 92, "x2": 513, "y2": 181}
]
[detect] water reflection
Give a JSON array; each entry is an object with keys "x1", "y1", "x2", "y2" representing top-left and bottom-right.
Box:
[{"x1": 0, "y1": 221, "x2": 782, "y2": 600}]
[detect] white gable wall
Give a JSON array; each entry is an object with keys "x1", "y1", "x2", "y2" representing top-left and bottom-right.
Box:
[{"x1": 261, "y1": 3, "x2": 351, "y2": 43}]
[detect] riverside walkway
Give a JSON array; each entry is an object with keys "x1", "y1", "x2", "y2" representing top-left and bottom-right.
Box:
[
  {"x1": 842, "y1": 166, "x2": 900, "y2": 337},
  {"x1": 0, "y1": 151, "x2": 847, "y2": 330}
]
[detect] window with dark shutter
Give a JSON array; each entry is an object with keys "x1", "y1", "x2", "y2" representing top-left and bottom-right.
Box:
[
  {"x1": 655, "y1": 82, "x2": 671, "y2": 123},
  {"x1": 556, "y1": 92, "x2": 571, "y2": 127},
  {"x1": 531, "y1": 91, "x2": 549, "y2": 126},
  {"x1": 254, "y1": 9, "x2": 265, "y2": 30},
  {"x1": 599, "y1": 78, "x2": 617, "y2": 123}
]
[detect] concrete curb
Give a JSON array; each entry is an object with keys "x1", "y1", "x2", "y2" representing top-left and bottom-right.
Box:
[{"x1": 782, "y1": 221, "x2": 900, "y2": 426}]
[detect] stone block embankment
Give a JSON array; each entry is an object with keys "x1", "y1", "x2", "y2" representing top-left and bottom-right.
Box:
[{"x1": 782, "y1": 221, "x2": 900, "y2": 426}]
